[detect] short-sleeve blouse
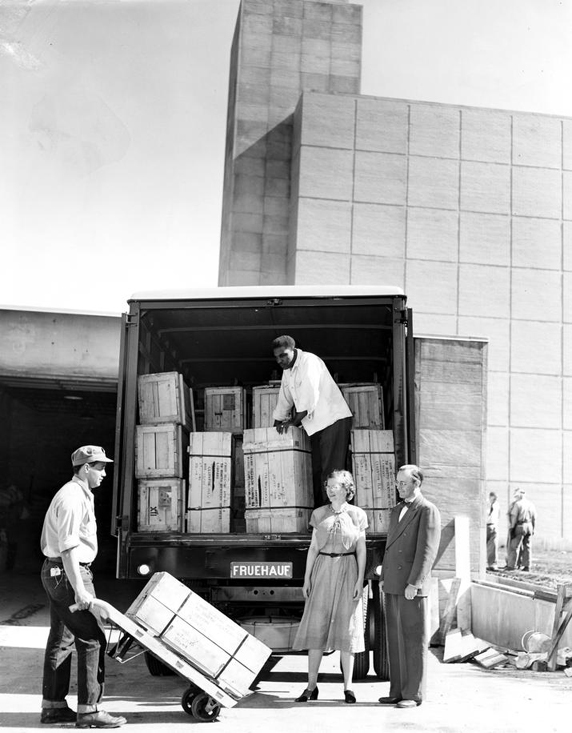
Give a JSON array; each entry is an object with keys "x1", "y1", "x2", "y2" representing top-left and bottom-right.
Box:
[{"x1": 311, "y1": 503, "x2": 368, "y2": 553}]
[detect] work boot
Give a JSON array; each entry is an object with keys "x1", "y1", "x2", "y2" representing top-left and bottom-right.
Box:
[
  {"x1": 76, "y1": 710, "x2": 127, "y2": 728},
  {"x1": 41, "y1": 706, "x2": 77, "y2": 724}
]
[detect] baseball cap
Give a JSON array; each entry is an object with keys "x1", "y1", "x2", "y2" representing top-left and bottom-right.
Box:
[{"x1": 71, "y1": 445, "x2": 114, "y2": 466}]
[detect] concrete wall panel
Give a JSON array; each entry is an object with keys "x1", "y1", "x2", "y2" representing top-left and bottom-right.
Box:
[
  {"x1": 486, "y1": 426, "x2": 509, "y2": 481},
  {"x1": 349, "y1": 255, "x2": 404, "y2": 286},
  {"x1": 487, "y1": 371, "x2": 510, "y2": 427},
  {"x1": 409, "y1": 105, "x2": 460, "y2": 159},
  {"x1": 354, "y1": 151, "x2": 407, "y2": 205},
  {"x1": 511, "y1": 269, "x2": 562, "y2": 322},
  {"x1": 512, "y1": 217, "x2": 562, "y2": 270},
  {"x1": 458, "y1": 264, "x2": 510, "y2": 319},
  {"x1": 460, "y1": 212, "x2": 510, "y2": 267},
  {"x1": 408, "y1": 156, "x2": 459, "y2": 210},
  {"x1": 296, "y1": 198, "x2": 352, "y2": 253},
  {"x1": 355, "y1": 98, "x2": 408, "y2": 154},
  {"x1": 406, "y1": 260, "x2": 458, "y2": 315},
  {"x1": 351, "y1": 203, "x2": 406, "y2": 257},
  {"x1": 407, "y1": 208, "x2": 458, "y2": 261},
  {"x1": 461, "y1": 109, "x2": 511, "y2": 164},
  {"x1": 511, "y1": 321, "x2": 561, "y2": 375},
  {"x1": 510, "y1": 374, "x2": 562, "y2": 429},
  {"x1": 512, "y1": 115, "x2": 562, "y2": 168},
  {"x1": 510, "y1": 428, "x2": 562, "y2": 483},
  {"x1": 512, "y1": 166, "x2": 562, "y2": 219},
  {"x1": 458, "y1": 316, "x2": 509, "y2": 372},
  {"x1": 461, "y1": 161, "x2": 510, "y2": 214}
]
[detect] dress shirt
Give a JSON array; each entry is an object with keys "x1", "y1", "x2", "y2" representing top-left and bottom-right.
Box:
[{"x1": 272, "y1": 349, "x2": 352, "y2": 436}]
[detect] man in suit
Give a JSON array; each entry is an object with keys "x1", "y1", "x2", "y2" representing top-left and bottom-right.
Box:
[{"x1": 378, "y1": 464, "x2": 441, "y2": 708}]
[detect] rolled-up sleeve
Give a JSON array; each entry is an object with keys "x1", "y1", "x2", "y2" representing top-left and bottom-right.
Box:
[{"x1": 56, "y1": 495, "x2": 84, "y2": 553}]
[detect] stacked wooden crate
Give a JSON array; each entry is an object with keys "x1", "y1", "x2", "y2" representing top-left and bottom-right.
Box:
[
  {"x1": 351, "y1": 429, "x2": 396, "y2": 532},
  {"x1": 252, "y1": 384, "x2": 281, "y2": 428},
  {"x1": 126, "y1": 571, "x2": 271, "y2": 699},
  {"x1": 136, "y1": 372, "x2": 193, "y2": 532},
  {"x1": 204, "y1": 387, "x2": 246, "y2": 433},
  {"x1": 327, "y1": 381, "x2": 396, "y2": 532},
  {"x1": 187, "y1": 432, "x2": 233, "y2": 533},
  {"x1": 242, "y1": 427, "x2": 313, "y2": 532}
]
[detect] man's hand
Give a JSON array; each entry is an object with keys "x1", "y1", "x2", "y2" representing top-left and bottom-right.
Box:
[
  {"x1": 74, "y1": 588, "x2": 95, "y2": 611},
  {"x1": 404, "y1": 584, "x2": 417, "y2": 600},
  {"x1": 275, "y1": 419, "x2": 293, "y2": 434}
]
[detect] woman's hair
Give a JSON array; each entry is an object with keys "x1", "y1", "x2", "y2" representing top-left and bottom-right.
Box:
[{"x1": 325, "y1": 469, "x2": 355, "y2": 501}]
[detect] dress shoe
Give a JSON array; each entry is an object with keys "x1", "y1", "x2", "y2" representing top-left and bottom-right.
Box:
[
  {"x1": 295, "y1": 686, "x2": 319, "y2": 702},
  {"x1": 344, "y1": 689, "x2": 356, "y2": 704},
  {"x1": 396, "y1": 699, "x2": 421, "y2": 708},
  {"x1": 378, "y1": 696, "x2": 401, "y2": 705},
  {"x1": 521, "y1": 567, "x2": 530, "y2": 572},
  {"x1": 41, "y1": 706, "x2": 77, "y2": 724},
  {"x1": 76, "y1": 710, "x2": 127, "y2": 728}
]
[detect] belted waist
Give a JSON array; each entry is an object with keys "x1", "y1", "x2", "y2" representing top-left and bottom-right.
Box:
[
  {"x1": 45, "y1": 557, "x2": 92, "y2": 568},
  {"x1": 318, "y1": 551, "x2": 356, "y2": 557}
]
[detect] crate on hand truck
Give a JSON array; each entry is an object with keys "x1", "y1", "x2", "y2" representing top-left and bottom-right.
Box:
[{"x1": 73, "y1": 572, "x2": 271, "y2": 722}]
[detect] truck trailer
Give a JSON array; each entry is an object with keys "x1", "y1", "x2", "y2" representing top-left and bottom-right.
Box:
[{"x1": 112, "y1": 285, "x2": 415, "y2": 679}]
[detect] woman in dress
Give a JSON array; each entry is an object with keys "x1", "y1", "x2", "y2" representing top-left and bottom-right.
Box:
[{"x1": 293, "y1": 469, "x2": 367, "y2": 704}]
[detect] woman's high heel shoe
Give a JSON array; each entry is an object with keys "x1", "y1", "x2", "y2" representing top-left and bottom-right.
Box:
[
  {"x1": 295, "y1": 686, "x2": 319, "y2": 702},
  {"x1": 344, "y1": 689, "x2": 356, "y2": 704}
]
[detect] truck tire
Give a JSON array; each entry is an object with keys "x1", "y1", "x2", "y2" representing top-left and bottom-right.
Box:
[
  {"x1": 144, "y1": 651, "x2": 176, "y2": 676},
  {"x1": 352, "y1": 588, "x2": 371, "y2": 679},
  {"x1": 372, "y1": 580, "x2": 390, "y2": 680}
]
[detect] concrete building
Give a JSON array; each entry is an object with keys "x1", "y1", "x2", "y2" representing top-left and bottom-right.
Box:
[{"x1": 219, "y1": 0, "x2": 571, "y2": 545}]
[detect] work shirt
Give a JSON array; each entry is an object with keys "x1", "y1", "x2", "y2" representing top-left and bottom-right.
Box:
[
  {"x1": 509, "y1": 497, "x2": 536, "y2": 531},
  {"x1": 272, "y1": 349, "x2": 352, "y2": 436},
  {"x1": 40, "y1": 476, "x2": 98, "y2": 563},
  {"x1": 487, "y1": 500, "x2": 500, "y2": 527}
]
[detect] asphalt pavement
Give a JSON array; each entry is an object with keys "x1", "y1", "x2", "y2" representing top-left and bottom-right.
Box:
[{"x1": 1, "y1": 571, "x2": 570, "y2": 733}]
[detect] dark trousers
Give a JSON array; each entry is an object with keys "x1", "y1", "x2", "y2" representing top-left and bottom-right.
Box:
[
  {"x1": 385, "y1": 592, "x2": 429, "y2": 703},
  {"x1": 310, "y1": 416, "x2": 352, "y2": 506},
  {"x1": 486, "y1": 524, "x2": 498, "y2": 568},
  {"x1": 41, "y1": 559, "x2": 106, "y2": 709}
]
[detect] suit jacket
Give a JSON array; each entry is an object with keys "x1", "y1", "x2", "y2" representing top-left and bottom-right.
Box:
[{"x1": 381, "y1": 493, "x2": 441, "y2": 597}]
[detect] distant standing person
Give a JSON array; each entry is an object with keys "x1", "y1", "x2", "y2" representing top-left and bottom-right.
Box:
[
  {"x1": 378, "y1": 465, "x2": 441, "y2": 708},
  {"x1": 272, "y1": 335, "x2": 353, "y2": 506},
  {"x1": 505, "y1": 489, "x2": 537, "y2": 572},
  {"x1": 486, "y1": 492, "x2": 500, "y2": 571},
  {"x1": 292, "y1": 470, "x2": 367, "y2": 704},
  {"x1": 40, "y1": 445, "x2": 127, "y2": 728}
]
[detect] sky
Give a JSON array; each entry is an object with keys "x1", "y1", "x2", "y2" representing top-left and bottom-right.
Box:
[{"x1": 1, "y1": 0, "x2": 571, "y2": 315}]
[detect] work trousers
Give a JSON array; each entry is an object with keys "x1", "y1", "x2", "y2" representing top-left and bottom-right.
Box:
[
  {"x1": 310, "y1": 416, "x2": 352, "y2": 506},
  {"x1": 41, "y1": 559, "x2": 106, "y2": 712},
  {"x1": 385, "y1": 592, "x2": 429, "y2": 703},
  {"x1": 507, "y1": 525, "x2": 533, "y2": 569},
  {"x1": 486, "y1": 524, "x2": 498, "y2": 568}
]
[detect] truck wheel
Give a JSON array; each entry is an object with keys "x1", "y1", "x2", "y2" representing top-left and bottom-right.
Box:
[
  {"x1": 144, "y1": 652, "x2": 175, "y2": 677},
  {"x1": 352, "y1": 588, "x2": 371, "y2": 679},
  {"x1": 190, "y1": 692, "x2": 221, "y2": 722},
  {"x1": 372, "y1": 580, "x2": 390, "y2": 680}
]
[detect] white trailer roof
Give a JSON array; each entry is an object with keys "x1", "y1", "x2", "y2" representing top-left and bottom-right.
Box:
[{"x1": 129, "y1": 284, "x2": 405, "y2": 302}]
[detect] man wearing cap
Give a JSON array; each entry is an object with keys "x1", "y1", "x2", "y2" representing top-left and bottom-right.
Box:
[
  {"x1": 40, "y1": 445, "x2": 126, "y2": 728},
  {"x1": 378, "y1": 464, "x2": 441, "y2": 709}
]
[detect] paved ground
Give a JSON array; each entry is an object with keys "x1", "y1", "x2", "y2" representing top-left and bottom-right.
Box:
[{"x1": 1, "y1": 572, "x2": 570, "y2": 733}]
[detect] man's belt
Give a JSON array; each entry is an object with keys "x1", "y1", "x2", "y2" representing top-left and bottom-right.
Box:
[{"x1": 46, "y1": 557, "x2": 92, "y2": 568}]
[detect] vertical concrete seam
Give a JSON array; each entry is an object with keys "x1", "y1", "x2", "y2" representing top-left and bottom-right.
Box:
[
  {"x1": 560, "y1": 118, "x2": 565, "y2": 537},
  {"x1": 507, "y1": 113, "x2": 514, "y2": 498},
  {"x1": 404, "y1": 105, "x2": 411, "y2": 291},
  {"x1": 349, "y1": 97, "x2": 358, "y2": 283},
  {"x1": 457, "y1": 109, "x2": 462, "y2": 337}
]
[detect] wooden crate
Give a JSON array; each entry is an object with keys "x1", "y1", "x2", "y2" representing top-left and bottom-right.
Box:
[
  {"x1": 127, "y1": 572, "x2": 271, "y2": 699},
  {"x1": 135, "y1": 424, "x2": 188, "y2": 478},
  {"x1": 351, "y1": 429, "x2": 396, "y2": 510},
  {"x1": 364, "y1": 507, "x2": 392, "y2": 534},
  {"x1": 138, "y1": 372, "x2": 194, "y2": 429},
  {"x1": 242, "y1": 427, "x2": 313, "y2": 509},
  {"x1": 187, "y1": 432, "x2": 232, "y2": 533},
  {"x1": 252, "y1": 385, "x2": 281, "y2": 428},
  {"x1": 138, "y1": 478, "x2": 185, "y2": 532},
  {"x1": 245, "y1": 507, "x2": 312, "y2": 533},
  {"x1": 340, "y1": 383, "x2": 385, "y2": 429},
  {"x1": 204, "y1": 387, "x2": 246, "y2": 433}
]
